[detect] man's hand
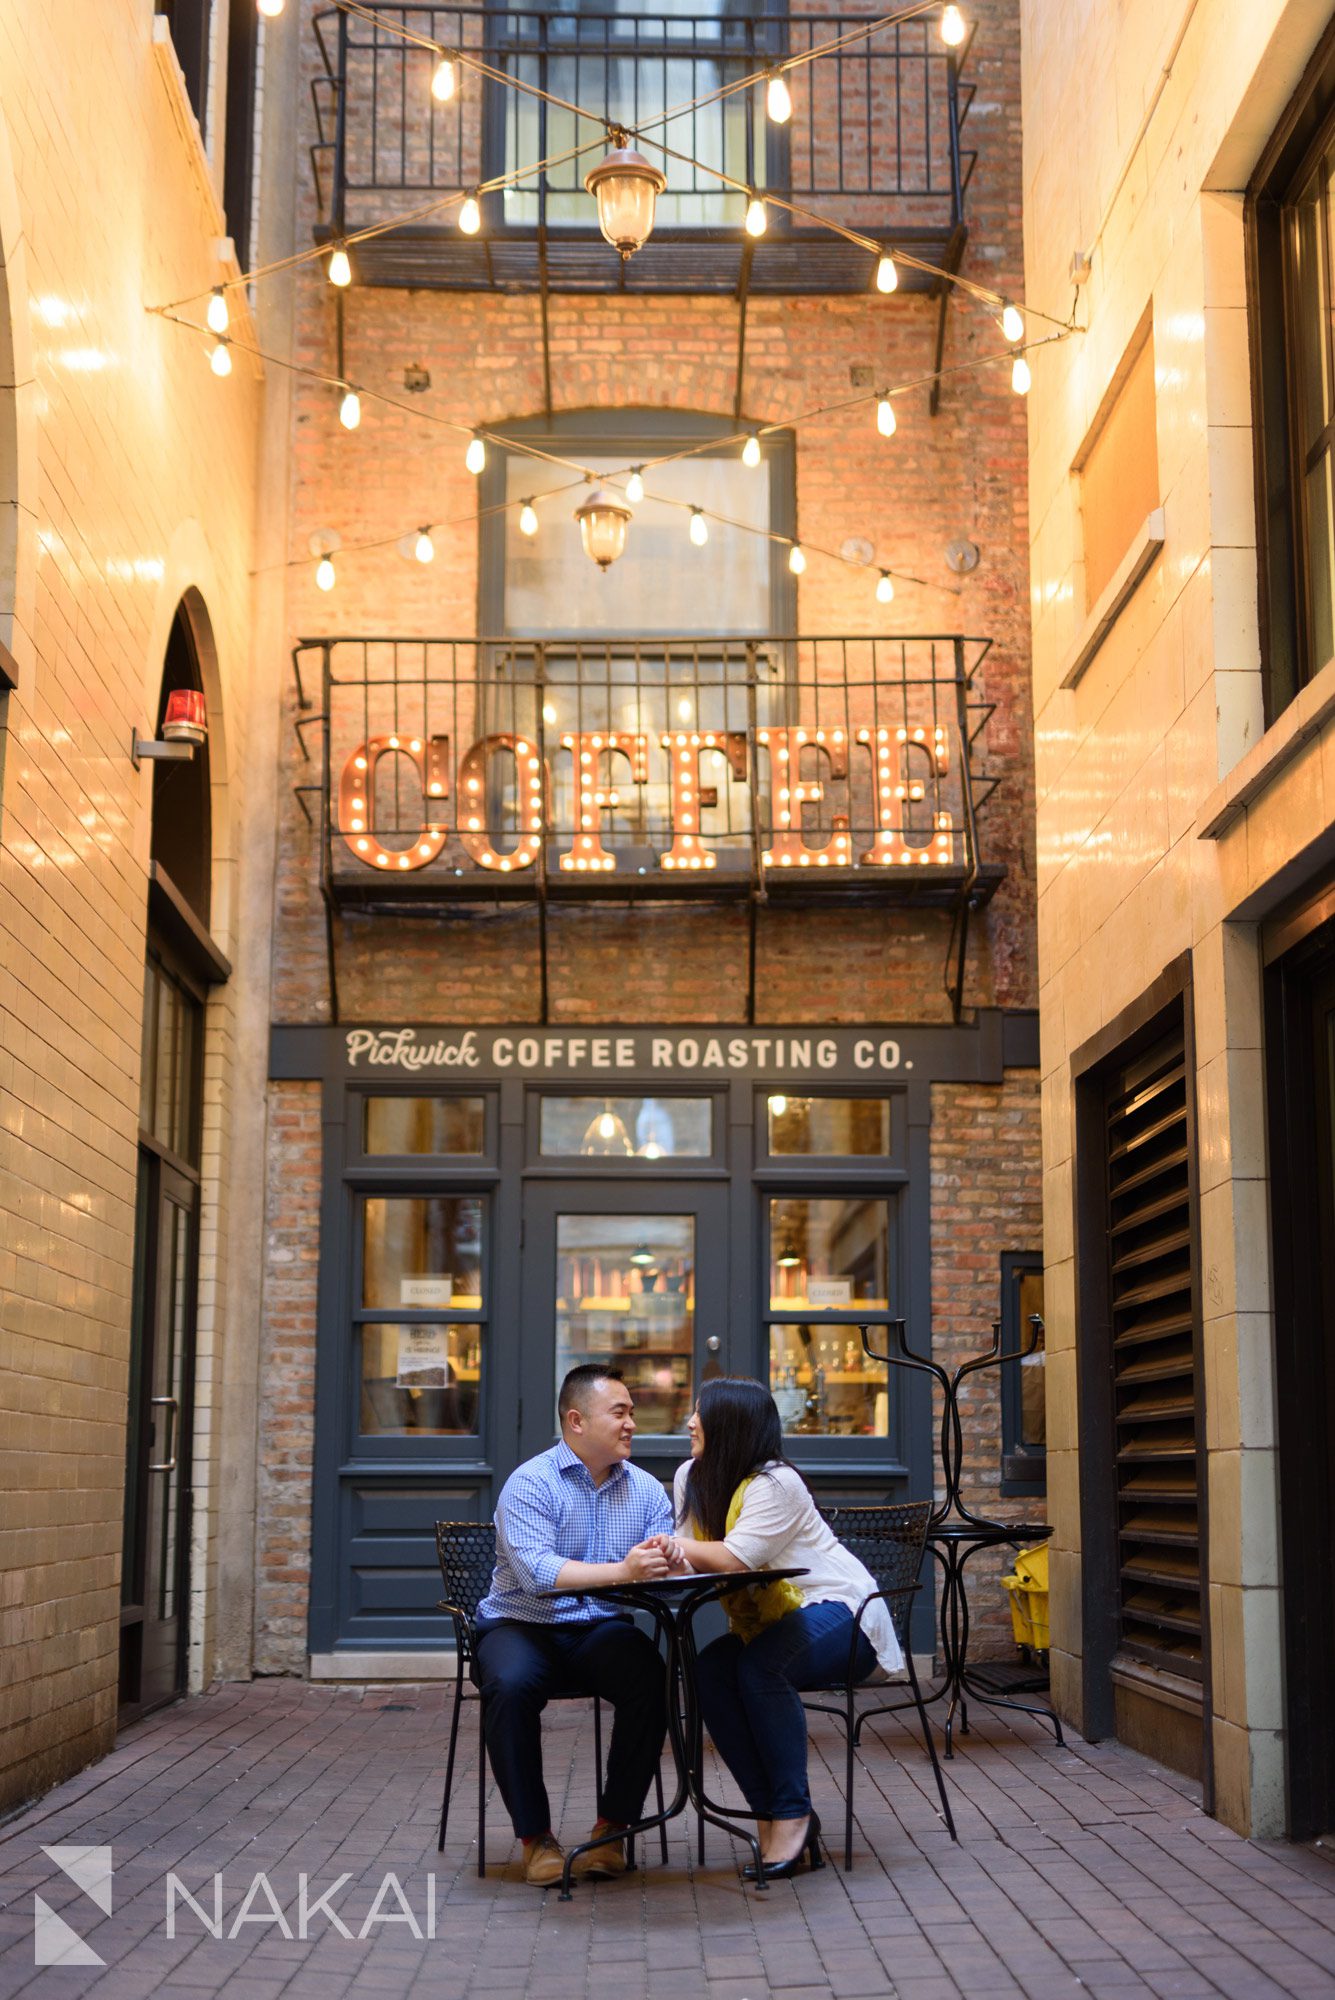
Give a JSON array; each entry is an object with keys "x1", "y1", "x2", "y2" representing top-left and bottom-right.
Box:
[
  {"x1": 648, "y1": 1533, "x2": 690, "y2": 1572},
  {"x1": 620, "y1": 1540, "x2": 672, "y2": 1583}
]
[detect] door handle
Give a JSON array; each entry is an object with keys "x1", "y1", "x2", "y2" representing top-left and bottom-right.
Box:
[
  {"x1": 150, "y1": 1395, "x2": 179, "y2": 1473},
  {"x1": 706, "y1": 1337, "x2": 721, "y2": 1353}
]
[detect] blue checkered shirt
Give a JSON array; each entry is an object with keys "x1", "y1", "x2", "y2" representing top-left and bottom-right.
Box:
[{"x1": 477, "y1": 1439, "x2": 674, "y2": 1625}]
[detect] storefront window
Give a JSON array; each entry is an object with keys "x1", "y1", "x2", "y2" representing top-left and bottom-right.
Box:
[
  {"x1": 362, "y1": 1197, "x2": 483, "y2": 1309},
  {"x1": 769, "y1": 1324, "x2": 888, "y2": 1436},
  {"x1": 539, "y1": 1095, "x2": 712, "y2": 1159},
  {"x1": 768, "y1": 1197, "x2": 890, "y2": 1310},
  {"x1": 364, "y1": 1097, "x2": 487, "y2": 1156},
  {"x1": 766, "y1": 1095, "x2": 890, "y2": 1156},
  {"x1": 1000, "y1": 1252, "x2": 1045, "y2": 1493},
  {"x1": 360, "y1": 1324, "x2": 482, "y2": 1436},
  {"x1": 554, "y1": 1213, "x2": 695, "y2": 1433}
]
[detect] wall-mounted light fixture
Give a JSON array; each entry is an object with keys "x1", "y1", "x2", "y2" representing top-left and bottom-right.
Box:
[{"x1": 132, "y1": 689, "x2": 207, "y2": 767}]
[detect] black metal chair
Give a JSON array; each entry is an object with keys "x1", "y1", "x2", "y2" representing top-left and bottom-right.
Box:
[
  {"x1": 434, "y1": 1521, "x2": 668, "y2": 1875},
  {"x1": 802, "y1": 1502, "x2": 959, "y2": 1865}
]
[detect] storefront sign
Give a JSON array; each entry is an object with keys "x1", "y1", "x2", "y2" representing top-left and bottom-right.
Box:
[
  {"x1": 395, "y1": 1326, "x2": 450, "y2": 1386},
  {"x1": 341, "y1": 1025, "x2": 922, "y2": 1076},
  {"x1": 400, "y1": 1277, "x2": 453, "y2": 1307}
]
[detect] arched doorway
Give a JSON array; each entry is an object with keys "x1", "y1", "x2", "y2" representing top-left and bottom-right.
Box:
[{"x1": 120, "y1": 599, "x2": 228, "y2": 1717}]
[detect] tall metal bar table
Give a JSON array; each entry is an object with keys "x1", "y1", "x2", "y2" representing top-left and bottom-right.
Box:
[
  {"x1": 862, "y1": 1319, "x2": 1065, "y2": 1758},
  {"x1": 541, "y1": 1567, "x2": 807, "y2": 1899}
]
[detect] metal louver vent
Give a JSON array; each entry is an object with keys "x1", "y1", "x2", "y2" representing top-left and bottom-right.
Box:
[{"x1": 1104, "y1": 1025, "x2": 1202, "y2": 1678}]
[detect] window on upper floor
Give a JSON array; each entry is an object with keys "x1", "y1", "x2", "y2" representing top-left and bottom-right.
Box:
[
  {"x1": 1074, "y1": 309, "x2": 1159, "y2": 617},
  {"x1": 157, "y1": 0, "x2": 212, "y2": 139},
  {"x1": 1249, "y1": 16, "x2": 1335, "y2": 723}
]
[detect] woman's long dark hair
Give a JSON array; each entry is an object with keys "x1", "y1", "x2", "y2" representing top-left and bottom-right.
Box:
[{"x1": 681, "y1": 1377, "x2": 796, "y2": 1541}]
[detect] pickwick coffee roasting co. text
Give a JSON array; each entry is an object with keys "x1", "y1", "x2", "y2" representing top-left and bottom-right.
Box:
[{"x1": 342, "y1": 1027, "x2": 923, "y2": 1074}]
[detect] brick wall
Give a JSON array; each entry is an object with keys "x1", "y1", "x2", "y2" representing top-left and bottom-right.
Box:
[{"x1": 0, "y1": 2, "x2": 262, "y2": 1807}]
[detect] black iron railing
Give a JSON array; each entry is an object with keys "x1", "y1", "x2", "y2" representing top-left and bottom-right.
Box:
[{"x1": 309, "y1": 4, "x2": 975, "y2": 292}]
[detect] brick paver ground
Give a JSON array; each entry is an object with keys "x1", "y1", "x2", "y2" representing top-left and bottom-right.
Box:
[{"x1": 1, "y1": 1681, "x2": 1333, "y2": 2000}]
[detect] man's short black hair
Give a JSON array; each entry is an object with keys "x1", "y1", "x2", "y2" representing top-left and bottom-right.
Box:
[{"x1": 558, "y1": 1363, "x2": 626, "y2": 1424}]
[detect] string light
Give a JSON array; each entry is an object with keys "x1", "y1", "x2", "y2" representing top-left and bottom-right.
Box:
[
  {"x1": 327, "y1": 246, "x2": 352, "y2": 287},
  {"x1": 625, "y1": 468, "x2": 645, "y2": 504},
  {"x1": 876, "y1": 571, "x2": 895, "y2": 604},
  {"x1": 788, "y1": 543, "x2": 807, "y2": 574},
  {"x1": 744, "y1": 195, "x2": 768, "y2": 238},
  {"x1": 1011, "y1": 351, "x2": 1031, "y2": 395},
  {"x1": 519, "y1": 499, "x2": 539, "y2": 536},
  {"x1": 339, "y1": 385, "x2": 361, "y2": 430},
  {"x1": 742, "y1": 433, "x2": 762, "y2": 468},
  {"x1": 210, "y1": 339, "x2": 232, "y2": 377},
  {"x1": 689, "y1": 508, "x2": 709, "y2": 547},
  {"x1": 458, "y1": 193, "x2": 482, "y2": 235},
  {"x1": 875, "y1": 254, "x2": 899, "y2": 294},
  {"x1": 315, "y1": 555, "x2": 336, "y2": 591},
  {"x1": 431, "y1": 53, "x2": 458, "y2": 102},
  {"x1": 207, "y1": 288, "x2": 229, "y2": 335},
  {"x1": 766, "y1": 72, "x2": 793, "y2": 123},
  {"x1": 414, "y1": 527, "x2": 435, "y2": 563},
  {"x1": 465, "y1": 434, "x2": 487, "y2": 474},
  {"x1": 1001, "y1": 302, "x2": 1024, "y2": 343},
  {"x1": 876, "y1": 396, "x2": 897, "y2": 437},
  {"x1": 257, "y1": 0, "x2": 284, "y2": 16},
  {"x1": 941, "y1": 5, "x2": 966, "y2": 47}
]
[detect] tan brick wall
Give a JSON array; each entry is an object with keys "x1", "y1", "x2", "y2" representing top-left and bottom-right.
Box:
[{"x1": 0, "y1": 2, "x2": 263, "y2": 1807}]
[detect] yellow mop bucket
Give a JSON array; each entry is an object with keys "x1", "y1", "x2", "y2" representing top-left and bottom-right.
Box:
[{"x1": 1001, "y1": 1542, "x2": 1050, "y2": 1653}]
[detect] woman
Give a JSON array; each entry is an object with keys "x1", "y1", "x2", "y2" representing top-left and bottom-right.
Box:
[{"x1": 660, "y1": 1377, "x2": 903, "y2": 1879}]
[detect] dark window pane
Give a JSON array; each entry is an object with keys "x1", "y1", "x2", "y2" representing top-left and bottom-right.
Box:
[
  {"x1": 769, "y1": 1198, "x2": 890, "y2": 1309},
  {"x1": 364, "y1": 1097, "x2": 487, "y2": 1156},
  {"x1": 361, "y1": 1323, "x2": 482, "y2": 1435},
  {"x1": 362, "y1": 1197, "x2": 483, "y2": 1309},
  {"x1": 766, "y1": 1094, "x2": 890, "y2": 1156},
  {"x1": 539, "y1": 1095, "x2": 711, "y2": 1158},
  {"x1": 769, "y1": 1324, "x2": 888, "y2": 1436},
  {"x1": 1017, "y1": 1267, "x2": 1047, "y2": 1450}
]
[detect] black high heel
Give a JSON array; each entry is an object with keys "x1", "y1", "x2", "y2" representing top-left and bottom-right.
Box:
[{"x1": 742, "y1": 1813, "x2": 823, "y2": 1882}]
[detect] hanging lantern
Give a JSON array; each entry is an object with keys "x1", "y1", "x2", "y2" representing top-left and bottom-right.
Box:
[
  {"x1": 581, "y1": 1101, "x2": 634, "y2": 1156},
  {"x1": 574, "y1": 488, "x2": 633, "y2": 570},
  {"x1": 584, "y1": 140, "x2": 667, "y2": 260}
]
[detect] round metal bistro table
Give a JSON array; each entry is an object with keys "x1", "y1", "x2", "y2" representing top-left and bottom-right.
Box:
[{"x1": 540, "y1": 1568, "x2": 808, "y2": 1900}]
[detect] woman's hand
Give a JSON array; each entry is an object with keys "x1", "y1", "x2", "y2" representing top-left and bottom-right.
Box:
[{"x1": 651, "y1": 1534, "x2": 691, "y2": 1572}]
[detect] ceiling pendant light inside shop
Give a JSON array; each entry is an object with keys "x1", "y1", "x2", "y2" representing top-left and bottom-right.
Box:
[
  {"x1": 584, "y1": 137, "x2": 668, "y2": 260},
  {"x1": 574, "y1": 488, "x2": 633, "y2": 570}
]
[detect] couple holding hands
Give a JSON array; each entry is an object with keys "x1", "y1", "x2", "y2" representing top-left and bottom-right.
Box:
[{"x1": 473, "y1": 1364, "x2": 903, "y2": 1886}]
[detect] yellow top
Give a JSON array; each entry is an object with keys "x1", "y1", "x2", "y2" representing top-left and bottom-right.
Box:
[{"x1": 712, "y1": 1477, "x2": 805, "y2": 1642}]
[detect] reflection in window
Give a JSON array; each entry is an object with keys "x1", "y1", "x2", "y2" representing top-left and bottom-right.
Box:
[
  {"x1": 362, "y1": 1197, "x2": 483, "y2": 1309},
  {"x1": 364, "y1": 1096, "x2": 487, "y2": 1156},
  {"x1": 539, "y1": 1096, "x2": 712, "y2": 1158},
  {"x1": 1017, "y1": 1268, "x2": 1046, "y2": 1451},
  {"x1": 360, "y1": 1324, "x2": 482, "y2": 1436},
  {"x1": 555, "y1": 1213, "x2": 694, "y2": 1433},
  {"x1": 768, "y1": 1198, "x2": 889, "y2": 1310},
  {"x1": 767, "y1": 1095, "x2": 890, "y2": 1156},
  {"x1": 769, "y1": 1324, "x2": 888, "y2": 1437}
]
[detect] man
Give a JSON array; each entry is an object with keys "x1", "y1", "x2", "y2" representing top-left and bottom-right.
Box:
[{"x1": 474, "y1": 1364, "x2": 675, "y2": 1886}]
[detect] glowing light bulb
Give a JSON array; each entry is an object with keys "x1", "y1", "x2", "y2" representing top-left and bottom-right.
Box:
[
  {"x1": 207, "y1": 288, "x2": 229, "y2": 335},
  {"x1": 941, "y1": 5, "x2": 966, "y2": 47},
  {"x1": 875, "y1": 254, "x2": 898, "y2": 294},
  {"x1": 766, "y1": 73, "x2": 792, "y2": 123},
  {"x1": 876, "y1": 571, "x2": 895, "y2": 605},
  {"x1": 1011, "y1": 351, "x2": 1031, "y2": 395},
  {"x1": 677, "y1": 697, "x2": 692, "y2": 721},
  {"x1": 689, "y1": 508, "x2": 708, "y2": 547},
  {"x1": 414, "y1": 528, "x2": 435, "y2": 564},
  {"x1": 742, "y1": 433, "x2": 762, "y2": 468},
  {"x1": 339, "y1": 386, "x2": 361, "y2": 430},
  {"x1": 1001, "y1": 302, "x2": 1024, "y2": 343},
  {"x1": 327, "y1": 246, "x2": 352, "y2": 287},
  {"x1": 258, "y1": 0, "x2": 284, "y2": 17},
  {"x1": 210, "y1": 339, "x2": 232, "y2": 377},
  {"x1": 626, "y1": 467, "x2": 645, "y2": 504},
  {"x1": 877, "y1": 396, "x2": 897, "y2": 437},
  {"x1": 315, "y1": 555, "x2": 336, "y2": 591},
  {"x1": 458, "y1": 194, "x2": 481, "y2": 234},
  {"x1": 519, "y1": 500, "x2": 539, "y2": 536},
  {"x1": 432, "y1": 54, "x2": 457, "y2": 102},
  {"x1": 466, "y1": 434, "x2": 486, "y2": 474},
  {"x1": 788, "y1": 543, "x2": 806, "y2": 575},
  {"x1": 745, "y1": 196, "x2": 768, "y2": 238},
  {"x1": 597, "y1": 1112, "x2": 617, "y2": 1141}
]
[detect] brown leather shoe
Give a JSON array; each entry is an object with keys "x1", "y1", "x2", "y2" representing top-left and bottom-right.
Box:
[
  {"x1": 572, "y1": 1821, "x2": 629, "y2": 1879},
  {"x1": 522, "y1": 1834, "x2": 566, "y2": 1887}
]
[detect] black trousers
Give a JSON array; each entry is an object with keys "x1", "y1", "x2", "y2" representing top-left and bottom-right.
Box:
[{"x1": 473, "y1": 1616, "x2": 667, "y2": 1841}]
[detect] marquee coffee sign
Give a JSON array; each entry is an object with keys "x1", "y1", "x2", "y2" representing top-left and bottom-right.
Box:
[{"x1": 343, "y1": 1026, "x2": 920, "y2": 1076}]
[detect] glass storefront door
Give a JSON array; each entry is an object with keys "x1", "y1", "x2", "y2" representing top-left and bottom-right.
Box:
[{"x1": 519, "y1": 1182, "x2": 730, "y2": 1477}]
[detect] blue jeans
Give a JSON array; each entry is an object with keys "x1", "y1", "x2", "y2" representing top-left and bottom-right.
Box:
[{"x1": 694, "y1": 1602, "x2": 875, "y2": 1820}]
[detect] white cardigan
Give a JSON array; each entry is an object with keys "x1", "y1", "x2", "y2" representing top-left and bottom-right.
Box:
[{"x1": 673, "y1": 1460, "x2": 904, "y2": 1678}]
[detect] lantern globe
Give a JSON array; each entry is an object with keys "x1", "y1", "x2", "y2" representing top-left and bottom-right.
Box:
[
  {"x1": 583, "y1": 144, "x2": 668, "y2": 259},
  {"x1": 574, "y1": 488, "x2": 633, "y2": 569}
]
